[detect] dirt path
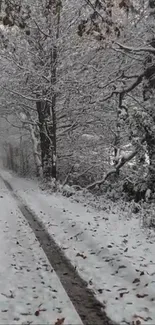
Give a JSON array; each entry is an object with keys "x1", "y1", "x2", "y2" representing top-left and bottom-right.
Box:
[{"x1": 2, "y1": 177, "x2": 116, "y2": 325}]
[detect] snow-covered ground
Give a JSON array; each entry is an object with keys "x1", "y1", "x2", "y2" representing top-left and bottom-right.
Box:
[
  {"x1": 0, "y1": 176, "x2": 83, "y2": 325},
  {"x1": 1, "y1": 170, "x2": 155, "y2": 325}
]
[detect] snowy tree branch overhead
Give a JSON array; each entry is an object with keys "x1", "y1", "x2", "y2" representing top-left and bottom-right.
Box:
[
  {"x1": 1, "y1": 0, "x2": 155, "y2": 196},
  {"x1": 2, "y1": 87, "x2": 54, "y2": 104},
  {"x1": 116, "y1": 42, "x2": 155, "y2": 54},
  {"x1": 86, "y1": 136, "x2": 146, "y2": 190}
]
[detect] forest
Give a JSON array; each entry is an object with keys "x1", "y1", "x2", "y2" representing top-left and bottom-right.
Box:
[{"x1": 1, "y1": 0, "x2": 155, "y2": 215}]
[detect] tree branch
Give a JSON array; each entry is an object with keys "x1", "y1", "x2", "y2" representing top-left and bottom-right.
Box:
[
  {"x1": 116, "y1": 42, "x2": 155, "y2": 54},
  {"x1": 2, "y1": 87, "x2": 53, "y2": 104},
  {"x1": 100, "y1": 72, "x2": 145, "y2": 102},
  {"x1": 86, "y1": 138, "x2": 146, "y2": 190},
  {"x1": 33, "y1": 19, "x2": 50, "y2": 38}
]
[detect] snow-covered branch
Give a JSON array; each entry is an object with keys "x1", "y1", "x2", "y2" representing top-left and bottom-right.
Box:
[
  {"x1": 86, "y1": 138, "x2": 146, "y2": 190},
  {"x1": 116, "y1": 42, "x2": 155, "y2": 54}
]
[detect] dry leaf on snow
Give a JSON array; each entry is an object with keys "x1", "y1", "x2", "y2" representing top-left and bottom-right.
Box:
[
  {"x1": 54, "y1": 317, "x2": 65, "y2": 325},
  {"x1": 76, "y1": 252, "x2": 87, "y2": 259}
]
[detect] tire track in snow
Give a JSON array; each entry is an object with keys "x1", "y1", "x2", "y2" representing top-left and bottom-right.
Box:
[{"x1": 2, "y1": 176, "x2": 116, "y2": 325}]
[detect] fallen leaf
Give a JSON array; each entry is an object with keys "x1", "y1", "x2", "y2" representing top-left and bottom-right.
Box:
[
  {"x1": 54, "y1": 317, "x2": 65, "y2": 325},
  {"x1": 35, "y1": 310, "x2": 40, "y2": 316},
  {"x1": 118, "y1": 287, "x2": 127, "y2": 291},
  {"x1": 118, "y1": 265, "x2": 126, "y2": 269},
  {"x1": 136, "y1": 293, "x2": 148, "y2": 298},
  {"x1": 132, "y1": 313, "x2": 152, "y2": 324},
  {"x1": 133, "y1": 278, "x2": 140, "y2": 284},
  {"x1": 144, "y1": 283, "x2": 148, "y2": 287},
  {"x1": 14, "y1": 317, "x2": 20, "y2": 321},
  {"x1": 135, "y1": 320, "x2": 141, "y2": 325},
  {"x1": 120, "y1": 291, "x2": 129, "y2": 297},
  {"x1": 1, "y1": 309, "x2": 8, "y2": 312},
  {"x1": 76, "y1": 252, "x2": 87, "y2": 259},
  {"x1": 1, "y1": 291, "x2": 15, "y2": 299}
]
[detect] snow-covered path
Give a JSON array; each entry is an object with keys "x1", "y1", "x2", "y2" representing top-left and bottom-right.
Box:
[
  {"x1": 1, "y1": 170, "x2": 155, "y2": 325},
  {"x1": 0, "y1": 177, "x2": 83, "y2": 325}
]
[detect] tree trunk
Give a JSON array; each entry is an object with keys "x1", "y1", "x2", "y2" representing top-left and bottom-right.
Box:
[
  {"x1": 145, "y1": 132, "x2": 155, "y2": 190},
  {"x1": 36, "y1": 99, "x2": 56, "y2": 179},
  {"x1": 35, "y1": 1, "x2": 61, "y2": 181},
  {"x1": 29, "y1": 124, "x2": 42, "y2": 177},
  {"x1": 50, "y1": 44, "x2": 57, "y2": 179}
]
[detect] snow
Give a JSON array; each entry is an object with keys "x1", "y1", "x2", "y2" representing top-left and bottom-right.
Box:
[
  {"x1": 0, "y1": 176, "x2": 83, "y2": 325},
  {"x1": 81, "y1": 134, "x2": 99, "y2": 140},
  {"x1": 1, "y1": 170, "x2": 155, "y2": 325}
]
